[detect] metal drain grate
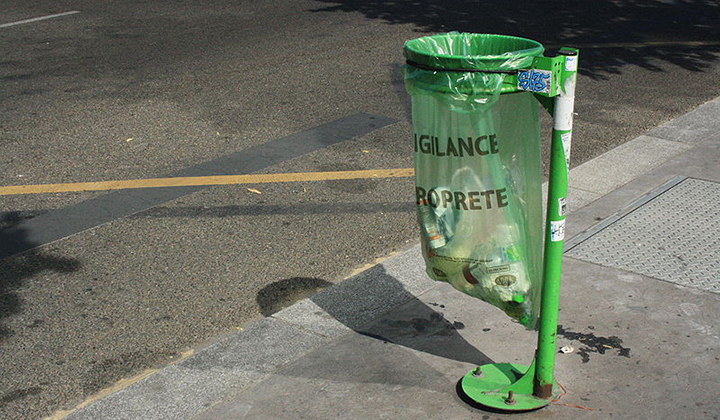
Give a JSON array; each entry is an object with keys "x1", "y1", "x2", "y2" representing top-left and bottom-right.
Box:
[{"x1": 566, "y1": 177, "x2": 720, "y2": 294}]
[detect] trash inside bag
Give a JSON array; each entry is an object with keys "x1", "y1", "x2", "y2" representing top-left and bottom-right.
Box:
[{"x1": 404, "y1": 33, "x2": 544, "y2": 329}]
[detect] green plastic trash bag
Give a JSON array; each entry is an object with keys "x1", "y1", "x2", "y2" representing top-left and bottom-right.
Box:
[{"x1": 404, "y1": 33, "x2": 544, "y2": 329}]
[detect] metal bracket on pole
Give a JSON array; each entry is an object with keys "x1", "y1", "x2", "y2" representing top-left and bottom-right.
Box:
[
  {"x1": 460, "y1": 47, "x2": 578, "y2": 411},
  {"x1": 515, "y1": 51, "x2": 577, "y2": 116}
]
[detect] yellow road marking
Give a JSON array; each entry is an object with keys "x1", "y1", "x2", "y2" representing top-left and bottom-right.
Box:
[
  {"x1": 0, "y1": 168, "x2": 415, "y2": 196},
  {"x1": 345, "y1": 251, "x2": 402, "y2": 279}
]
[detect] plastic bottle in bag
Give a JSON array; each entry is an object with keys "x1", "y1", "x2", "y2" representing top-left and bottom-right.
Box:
[
  {"x1": 461, "y1": 223, "x2": 533, "y2": 324},
  {"x1": 417, "y1": 199, "x2": 446, "y2": 249}
]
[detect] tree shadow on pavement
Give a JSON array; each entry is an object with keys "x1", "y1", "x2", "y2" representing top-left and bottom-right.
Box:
[
  {"x1": 0, "y1": 212, "x2": 81, "y2": 340},
  {"x1": 310, "y1": 0, "x2": 720, "y2": 80}
]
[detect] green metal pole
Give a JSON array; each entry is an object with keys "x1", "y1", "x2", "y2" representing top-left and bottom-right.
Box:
[
  {"x1": 459, "y1": 47, "x2": 579, "y2": 412},
  {"x1": 534, "y1": 49, "x2": 578, "y2": 398}
]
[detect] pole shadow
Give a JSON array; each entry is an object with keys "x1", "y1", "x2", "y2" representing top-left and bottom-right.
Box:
[{"x1": 134, "y1": 201, "x2": 415, "y2": 219}]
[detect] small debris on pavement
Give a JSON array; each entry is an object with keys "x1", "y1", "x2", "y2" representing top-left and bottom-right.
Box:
[
  {"x1": 247, "y1": 188, "x2": 262, "y2": 194},
  {"x1": 560, "y1": 345, "x2": 574, "y2": 354}
]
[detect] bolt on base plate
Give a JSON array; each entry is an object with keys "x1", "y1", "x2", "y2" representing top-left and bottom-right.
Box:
[{"x1": 459, "y1": 362, "x2": 559, "y2": 412}]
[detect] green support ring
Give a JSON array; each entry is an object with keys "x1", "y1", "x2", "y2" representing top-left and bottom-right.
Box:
[{"x1": 459, "y1": 360, "x2": 560, "y2": 411}]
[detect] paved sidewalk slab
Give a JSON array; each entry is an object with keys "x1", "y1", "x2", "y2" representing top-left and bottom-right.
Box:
[
  {"x1": 567, "y1": 178, "x2": 720, "y2": 294},
  {"x1": 564, "y1": 135, "x2": 720, "y2": 244},
  {"x1": 65, "y1": 319, "x2": 329, "y2": 420},
  {"x1": 647, "y1": 97, "x2": 720, "y2": 144},
  {"x1": 195, "y1": 256, "x2": 720, "y2": 420},
  {"x1": 568, "y1": 135, "x2": 690, "y2": 195}
]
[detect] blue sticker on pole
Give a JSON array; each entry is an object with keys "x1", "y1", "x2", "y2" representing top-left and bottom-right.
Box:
[{"x1": 518, "y1": 69, "x2": 551, "y2": 94}]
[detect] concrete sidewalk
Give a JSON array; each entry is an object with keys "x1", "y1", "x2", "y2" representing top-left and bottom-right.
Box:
[{"x1": 61, "y1": 97, "x2": 720, "y2": 420}]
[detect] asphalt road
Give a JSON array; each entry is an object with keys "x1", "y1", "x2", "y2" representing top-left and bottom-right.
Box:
[{"x1": 1, "y1": 1, "x2": 719, "y2": 419}]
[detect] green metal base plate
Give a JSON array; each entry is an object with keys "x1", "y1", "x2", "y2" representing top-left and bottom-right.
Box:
[{"x1": 460, "y1": 362, "x2": 559, "y2": 412}]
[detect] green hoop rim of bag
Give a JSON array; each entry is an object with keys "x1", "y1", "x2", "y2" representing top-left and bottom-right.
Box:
[{"x1": 404, "y1": 33, "x2": 544, "y2": 95}]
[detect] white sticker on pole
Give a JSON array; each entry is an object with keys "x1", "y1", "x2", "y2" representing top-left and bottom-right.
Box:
[
  {"x1": 558, "y1": 197, "x2": 567, "y2": 216},
  {"x1": 561, "y1": 132, "x2": 572, "y2": 170},
  {"x1": 565, "y1": 56, "x2": 578, "y2": 72},
  {"x1": 550, "y1": 220, "x2": 565, "y2": 242}
]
